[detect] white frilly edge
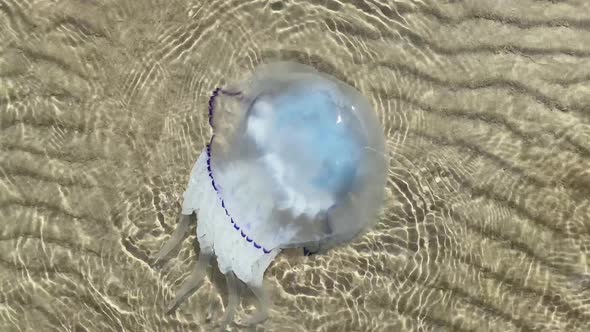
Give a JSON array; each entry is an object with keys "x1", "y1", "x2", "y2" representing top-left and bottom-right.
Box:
[{"x1": 181, "y1": 148, "x2": 281, "y2": 286}]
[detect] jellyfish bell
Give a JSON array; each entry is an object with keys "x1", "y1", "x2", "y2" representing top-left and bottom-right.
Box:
[
  {"x1": 212, "y1": 62, "x2": 387, "y2": 249},
  {"x1": 155, "y1": 61, "x2": 387, "y2": 329}
]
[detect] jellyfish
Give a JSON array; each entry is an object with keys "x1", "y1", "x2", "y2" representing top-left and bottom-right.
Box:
[{"x1": 155, "y1": 61, "x2": 388, "y2": 330}]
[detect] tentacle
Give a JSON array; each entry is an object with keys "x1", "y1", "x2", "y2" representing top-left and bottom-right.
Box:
[
  {"x1": 154, "y1": 214, "x2": 193, "y2": 265},
  {"x1": 166, "y1": 247, "x2": 213, "y2": 314},
  {"x1": 219, "y1": 271, "x2": 240, "y2": 331},
  {"x1": 236, "y1": 279, "x2": 270, "y2": 327}
]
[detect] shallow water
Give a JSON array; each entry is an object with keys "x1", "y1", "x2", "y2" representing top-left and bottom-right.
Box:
[{"x1": 1, "y1": 0, "x2": 590, "y2": 331}]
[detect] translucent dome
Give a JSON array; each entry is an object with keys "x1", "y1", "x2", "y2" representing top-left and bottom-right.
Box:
[{"x1": 209, "y1": 62, "x2": 387, "y2": 253}]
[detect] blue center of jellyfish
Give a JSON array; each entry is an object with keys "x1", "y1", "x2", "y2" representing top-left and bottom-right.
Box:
[{"x1": 270, "y1": 87, "x2": 363, "y2": 197}]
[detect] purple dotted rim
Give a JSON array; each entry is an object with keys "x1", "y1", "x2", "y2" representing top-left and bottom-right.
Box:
[
  {"x1": 206, "y1": 87, "x2": 316, "y2": 256},
  {"x1": 206, "y1": 87, "x2": 272, "y2": 254}
]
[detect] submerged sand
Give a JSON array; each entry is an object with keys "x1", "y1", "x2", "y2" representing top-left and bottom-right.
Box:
[{"x1": 1, "y1": 0, "x2": 590, "y2": 331}]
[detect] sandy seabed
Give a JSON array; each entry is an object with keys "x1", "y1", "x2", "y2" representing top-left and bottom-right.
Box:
[{"x1": 1, "y1": 0, "x2": 590, "y2": 331}]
